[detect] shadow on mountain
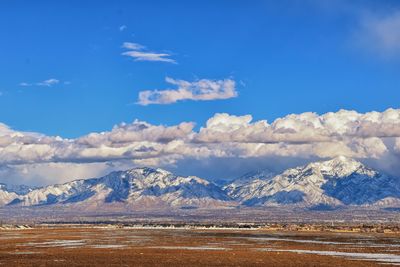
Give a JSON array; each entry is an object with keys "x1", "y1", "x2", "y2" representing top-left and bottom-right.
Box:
[
  {"x1": 322, "y1": 173, "x2": 400, "y2": 205},
  {"x1": 243, "y1": 190, "x2": 305, "y2": 206},
  {"x1": 64, "y1": 191, "x2": 97, "y2": 204},
  {"x1": 141, "y1": 182, "x2": 229, "y2": 200}
]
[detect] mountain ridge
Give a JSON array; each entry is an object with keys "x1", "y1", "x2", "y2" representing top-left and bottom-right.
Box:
[
  {"x1": 225, "y1": 156, "x2": 400, "y2": 208},
  {"x1": 1, "y1": 157, "x2": 399, "y2": 211},
  {"x1": 2, "y1": 167, "x2": 232, "y2": 210}
]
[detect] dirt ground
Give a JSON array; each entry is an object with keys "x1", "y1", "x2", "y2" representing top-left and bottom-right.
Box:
[{"x1": 1, "y1": 227, "x2": 400, "y2": 266}]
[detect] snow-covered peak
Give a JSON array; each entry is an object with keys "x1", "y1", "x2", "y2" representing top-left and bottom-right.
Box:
[
  {"x1": 234, "y1": 169, "x2": 275, "y2": 184},
  {"x1": 2, "y1": 166, "x2": 229, "y2": 208},
  {"x1": 303, "y1": 156, "x2": 376, "y2": 178},
  {"x1": 225, "y1": 156, "x2": 398, "y2": 207},
  {"x1": 117, "y1": 167, "x2": 209, "y2": 189},
  {"x1": 224, "y1": 169, "x2": 274, "y2": 191},
  {"x1": 1, "y1": 159, "x2": 399, "y2": 210},
  {"x1": 126, "y1": 167, "x2": 172, "y2": 177}
]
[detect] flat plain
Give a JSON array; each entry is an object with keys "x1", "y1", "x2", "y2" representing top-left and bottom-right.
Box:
[{"x1": 1, "y1": 226, "x2": 400, "y2": 266}]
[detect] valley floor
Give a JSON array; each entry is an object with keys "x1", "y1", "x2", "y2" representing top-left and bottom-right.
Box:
[{"x1": 1, "y1": 227, "x2": 400, "y2": 266}]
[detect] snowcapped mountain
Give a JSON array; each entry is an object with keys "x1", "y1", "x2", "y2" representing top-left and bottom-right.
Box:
[
  {"x1": 0, "y1": 183, "x2": 37, "y2": 206},
  {"x1": 0, "y1": 186, "x2": 18, "y2": 207},
  {"x1": 4, "y1": 167, "x2": 232, "y2": 210},
  {"x1": 1, "y1": 157, "x2": 400, "y2": 211},
  {"x1": 223, "y1": 170, "x2": 275, "y2": 202},
  {"x1": 0, "y1": 183, "x2": 36, "y2": 195},
  {"x1": 225, "y1": 156, "x2": 400, "y2": 207}
]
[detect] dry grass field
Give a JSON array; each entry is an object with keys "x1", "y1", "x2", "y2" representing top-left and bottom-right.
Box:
[{"x1": 1, "y1": 227, "x2": 400, "y2": 266}]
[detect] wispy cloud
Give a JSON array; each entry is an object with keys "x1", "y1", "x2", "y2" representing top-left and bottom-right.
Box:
[
  {"x1": 122, "y1": 42, "x2": 145, "y2": 50},
  {"x1": 137, "y1": 77, "x2": 238, "y2": 105},
  {"x1": 19, "y1": 82, "x2": 31, "y2": 87},
  {"x1": 19, "y1": 78, "x2": 62, "y2": 87},
  {"x1": 355, "y1": 11, "x2": 400, "y2": 57},
  {"x1": 37, "y1": 78, "x2": 60, "y2": 87},
  {"x1": 122, "y1": 42, "x2": 176, "y2": 63},
  {"x1": 119, "y1": 25, "x2": 127, "y2": 32}
]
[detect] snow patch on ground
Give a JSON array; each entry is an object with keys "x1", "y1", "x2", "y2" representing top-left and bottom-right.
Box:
[
  {"x1": 90, "y1": 244, "x2": 127, "y2": 249},
  {"x1": 149, "y1": 246, "x2": 230, "y2": 251},
  {"x1": 21, "y1": 240, "x2": 87, "y2": 248},
  {"x1": 257, "y1": 248, "x2": 400, "y2": 264}
]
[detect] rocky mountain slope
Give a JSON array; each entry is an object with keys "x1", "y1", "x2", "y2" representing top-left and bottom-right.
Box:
[
  {"x1": 0, "y1": 183, "x2": 36, "y2": 206},
  {"x1": 225, "y1": 156, "x2": 400, "y2": 207},
  {"x1": 1, "y1": 157, "x2": 400, "y2": 210},
  {"x1": 3, "y1": 167, "x2": 231, "y2": 210}
]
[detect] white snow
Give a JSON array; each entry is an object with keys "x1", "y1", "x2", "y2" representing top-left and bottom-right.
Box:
[
  {"x1": 1, "y1": 157, "x2": 400, "y2": 209},
  {"x1": 149, "y1": 246, "x2": 230, "y2": 251},
  {"x1": 257, "y1": 248, "x2": 400, "y2": 264},
  {"x1": 21, "y1": 240, "x2": 87, "y2": 248},
  {"x1": 225, "y1": 156, "x2": 400, "y2": 207},
  {"x1": 90, "y1": 244, "x2": 127, "y2": 249}
]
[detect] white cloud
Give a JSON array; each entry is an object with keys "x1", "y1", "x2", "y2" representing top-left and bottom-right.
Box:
[
  {"x1": 356, "y1": 11, "x2": 400, "y2": 57},
  {"x1": 123, "y1": 51, "x2": 175, "y2": 63},
  {"x1": 0, "y1": 162, "x2": 122, "y2": 186},
  {"x1": 1, "y1": 108, "x2": 400, "y2": 184},
  {"x1": 122, "y1": 42, "x2": 176, "y2": 63},
  {"x1": 195, "y1": 109, "x2": 400, "y2": 144},
  {"x1": 19, "y1": 78, "x2": 61, "y2": 87},
  {"x1": 19, "y1": 82, "x2": 31, "y2": 87},
  {"x1": 137, "y1": 77, "x2": 238, "y2": 105},
  {"x1": 37, "y1": 78, "x2": 60, "y2": 87},
  {"x1": 122, "y1": 42, "x2": 145, "y2": 50}
]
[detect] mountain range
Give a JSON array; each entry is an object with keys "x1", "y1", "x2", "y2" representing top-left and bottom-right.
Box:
[{"x1": 1, "y1": 156, "x2": 400, "y2": 211}]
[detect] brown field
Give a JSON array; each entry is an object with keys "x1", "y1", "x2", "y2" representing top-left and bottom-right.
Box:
[{"x1": 1, "y1": 226, "x2": 400, "y2": 266}]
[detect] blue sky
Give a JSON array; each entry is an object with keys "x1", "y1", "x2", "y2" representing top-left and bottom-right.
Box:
[
  {"x1": 1, "y1": 0, "x2": 399, "y2": 137},
  {"x1": 1, "y1": 1, "x2": 400, "y2": 185}
]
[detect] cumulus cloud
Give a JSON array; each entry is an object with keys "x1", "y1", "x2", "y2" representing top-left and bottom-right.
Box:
[
  {"x1": 195, "y1": 109, "x2": 400, "y2": 144},
  {"x1": 1, "y1": 108, "x2": 400, "y2": 184},
  {"x1": 122, "y1": 42, "x2": 176, "y2": 63},
  {"x1": 356, "y1": 11, "x2": 400, "y2": 57},
  {"x1": 77, "y1": 120, "x2": 194, "y2": 146},
  {"x1": 137, "y1": 77, "x2": 238, "y2": 105}
]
